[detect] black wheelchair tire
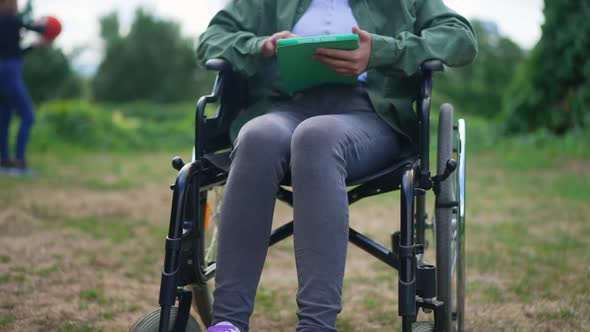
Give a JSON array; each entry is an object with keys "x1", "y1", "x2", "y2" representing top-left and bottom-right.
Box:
[
  {"x1": 435, "y1": 103, "x2": 464, "y2": 332},
  {"x1": 130, "y1": 307, "x2": 201, "y2": 332}
]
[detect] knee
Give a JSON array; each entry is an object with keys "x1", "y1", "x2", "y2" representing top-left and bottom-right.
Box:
[
  {"x1": 16, "y1": 102, "x2": 35, "y2": 127},
  {"x1": 291, "y1": 118, "x2": 345, "y2": 164},
  {"x1": 232, "y1": 115, "x2": 292, "y2": 163}
]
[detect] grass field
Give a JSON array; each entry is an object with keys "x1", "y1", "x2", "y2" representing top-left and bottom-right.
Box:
[{"x1": 1, "y1": 113, "x2": 589, "y2": 331}]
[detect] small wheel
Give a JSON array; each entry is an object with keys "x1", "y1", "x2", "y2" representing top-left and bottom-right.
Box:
[
  {"x1": 435, "y1": 104, "x2": 466, "y2": 332},
  {"x1": 130, "y1": 307, "x2": 201, "y2": 332},
  {"x1": 412, "y1": 321, "x2": 435, "y2": 332}
]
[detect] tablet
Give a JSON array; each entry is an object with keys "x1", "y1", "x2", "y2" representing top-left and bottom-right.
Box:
[{"x1": 276, "y1": 34, "x2": 360, "y2": 93}]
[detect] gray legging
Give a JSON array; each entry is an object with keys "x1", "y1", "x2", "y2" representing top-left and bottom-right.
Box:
[{"x1": 212, "y1": 85, "x2": 402, "y2": 332}]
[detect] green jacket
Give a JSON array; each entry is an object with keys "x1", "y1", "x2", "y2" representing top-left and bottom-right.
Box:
[{"x1": 197, "y1": 0, "x2": 478, "y2": 149}]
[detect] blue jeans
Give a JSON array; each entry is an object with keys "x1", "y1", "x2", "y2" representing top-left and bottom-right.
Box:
[
  {"x1": 212, "y1": 85, "x2": 403, "y2": 331},
  {"x1": 0, "y1": 58, "x2": 35, "y2": 162}
]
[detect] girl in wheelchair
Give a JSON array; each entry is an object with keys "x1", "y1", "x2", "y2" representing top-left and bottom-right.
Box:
[{"x1": 196, "y1": 1, "x2": 477, "y2": 331}]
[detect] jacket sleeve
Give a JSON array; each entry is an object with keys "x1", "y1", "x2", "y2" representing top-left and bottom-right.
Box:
[
  {"x1": 196, "y1": 0, "x2": 269, "y2": 77},
  {"x1": 368, "y1": 0, "x2": 478, "y2": 76}
]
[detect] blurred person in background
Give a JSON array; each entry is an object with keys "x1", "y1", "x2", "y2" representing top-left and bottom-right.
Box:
[
  {"x1": 0, "y1": 0, "x2": 49, "y2": 176},
  {"x1": 198, "y1": 0, "x2": 477, "y2": 331}
]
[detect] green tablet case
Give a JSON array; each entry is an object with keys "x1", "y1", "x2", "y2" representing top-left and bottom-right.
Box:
[{"x1": 276, "y1": 34, "x2": 360, "y2": 93}]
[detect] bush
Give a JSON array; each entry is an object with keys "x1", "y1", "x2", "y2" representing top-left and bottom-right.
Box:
[
  {"x1": 32, "y1": 100, "x2": 195, "y2": 152},
  {"x1": 34, "y1": 100, "x2": 140, "y2": 150}
]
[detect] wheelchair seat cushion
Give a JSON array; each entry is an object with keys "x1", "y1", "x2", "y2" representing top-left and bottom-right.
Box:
[{"x1": 202, "y1": 151, "x2": 417, "y2": 187}]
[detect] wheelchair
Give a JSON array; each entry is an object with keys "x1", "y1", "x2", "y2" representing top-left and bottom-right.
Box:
[{"x1": 131, "y1": 58, "x2": 467, "y2": 332}]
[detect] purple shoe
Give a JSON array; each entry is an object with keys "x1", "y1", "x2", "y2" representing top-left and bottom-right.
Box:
[{"x1": 207, "y1": 322, "x2": 240, "y2": 332}]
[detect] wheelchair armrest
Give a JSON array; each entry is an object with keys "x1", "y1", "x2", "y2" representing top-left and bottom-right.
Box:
[
  {"x1": 205, "y1": 58, "x2": 232, "y2": 72},
  {"x1": 420, "y1": 60, "x2": 444, "y2": 73},
  {"x1": 416, "y1": 60, "x2": 443, "y2": 188},
  {"x1": 195, "y1": 59, "x2": 246, "y2": 157}
]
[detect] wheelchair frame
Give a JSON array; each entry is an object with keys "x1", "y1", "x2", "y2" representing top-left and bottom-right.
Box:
[{"x1": 153, "y1": 59, "x2": 462, "y2": 332}]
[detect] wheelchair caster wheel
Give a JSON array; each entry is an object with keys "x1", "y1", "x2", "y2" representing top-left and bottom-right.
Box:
[
  {"x1": 130, "y1": 307, "x2": 201, "y2": 332},
  {"x1": 412, "y1": 321, "x2": 434, "y2": 332}
]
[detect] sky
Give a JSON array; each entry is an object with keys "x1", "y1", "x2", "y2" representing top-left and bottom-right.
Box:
[{"x1": 29, "y1": 0, "x2": 544, "y2": 74}]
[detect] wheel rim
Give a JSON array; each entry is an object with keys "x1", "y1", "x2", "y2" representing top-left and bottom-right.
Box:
[
  {"x1": 449, "y1": 121, "x2": 464, "y2": 332},
  {"x1": 454, "y1": 119, "x2": 466, "y2": 331},
  {"x1": 446, "y1": 119, "x2": 466, "y2": 331}
]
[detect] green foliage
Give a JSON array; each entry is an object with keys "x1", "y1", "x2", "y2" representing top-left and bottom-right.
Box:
[
  {"x1": 501, "y1": 1, "x2": 590, "y2": 134},
  {"x1": 435, "y1": 20, "x2": 525, "y2": 117},
  {"x1": 23, "y1": 46, "x2": 82, "y2": 102},
  {"x1": 32, "y1": 100, "x2": 194, "y2": 152},
  {"x1": 34, "y1": 100, "x2": 131, "y2": 149},
  {"x1": 92, "y1": 9, "x2": 209, "y2": 103}
]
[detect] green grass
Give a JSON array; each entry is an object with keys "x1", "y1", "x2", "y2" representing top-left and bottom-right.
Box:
[
  {"x1": 255, "y1": 287, "x2": 293, "y2": 318},
  {"x1": 537, "y1": 309, "x2": 575, "y2": 321},
  {"x1": 362, "y1": 293, "x2": 379, "y2": 310},
  {"x1": 0, "y1": 273, "x2": 25, "y2": 284},
  {"x1": 38, "y1": 265, "x2": 60, "y2": 278},
  {"x1": 58, "y1": 321, "x2": 104, "y2": 332},
  {"x1": 100, "y1": 311, "x2": 115, "y2": 320},
  {"x1": 62, "y1": 217, "x2": 137, "y2": 243},
  {"x1": 79, "y1": 289, "x2": 112, "y2": 306},
  {"x1": 0, "y1": 315, "x2": 16, "y2": 328}
]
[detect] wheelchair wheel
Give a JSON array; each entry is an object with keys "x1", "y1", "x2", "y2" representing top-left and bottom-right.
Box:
[
  {"x1": 191, "y1": 186, "x2": 223, "y2": 327},
  {"x1": 130, "y1": 307, "x2": 201, "y2": 332},
  {"x1": 435, "y1": 104, "x2": 466, "y2": 332},
  {"x1": 412, "y1": 321, "x2": 434, "y2": 332}
]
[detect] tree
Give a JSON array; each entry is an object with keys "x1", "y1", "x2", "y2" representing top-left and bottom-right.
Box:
[
  {"x1": 23, "y1": 46, "x2": 82, "y2": 102},
  {"x1": 501, "y1": 1, "x2": 590, "y2": 134},
  {"x1": 435, "y1": 20, "x2": 525, "y2": 118},
  {"x1": 92, "y1": 9, "x2": 203, "y2": 103}
]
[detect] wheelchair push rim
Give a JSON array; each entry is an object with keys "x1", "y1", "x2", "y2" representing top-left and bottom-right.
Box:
[
  {"x1": 454, "y1": 118, "x2": 466, "y2": 331},
  {"x1": 446, "y1": 117, "x2": 466, "y2": 332}
]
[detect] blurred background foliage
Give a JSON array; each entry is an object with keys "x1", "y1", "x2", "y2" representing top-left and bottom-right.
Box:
[
  {"x1": 499, "y1": 0, "x2": 590, "y2": 134},
  {"x1": 23, "y1": 46, "x2": 82, "y2": 102},
  {"x1": 435, "y1": 21, "x2": 525, "y2": 119},
  {"x1": 92, "y1": 9, "x2": 212, "y2": 103},
  {"x1": 15, "y1": 0, "x2": 590, "y2": 155}
]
